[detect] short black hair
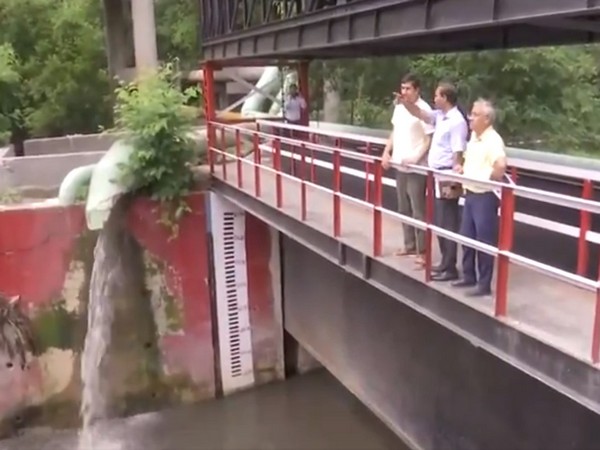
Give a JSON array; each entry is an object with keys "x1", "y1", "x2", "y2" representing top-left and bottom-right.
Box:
[
  {"x1": 437, "y1": 82, "x2": 458, "y2": 106},
  {"x1": 400, "y1": 73, "x2": 421, "y2": 90}
]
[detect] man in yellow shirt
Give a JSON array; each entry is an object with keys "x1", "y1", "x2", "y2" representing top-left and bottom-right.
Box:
[{"x1": 452, "y1": 99, "x2": 507, "y2": 297}]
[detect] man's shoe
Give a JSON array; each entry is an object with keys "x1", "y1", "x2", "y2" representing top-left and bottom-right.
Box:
[
  {"x1": 451, "y1": 279, "x2": 476, "y2": 288},
  {"x1": 431, "y1": 264, "x2": 445, "y2": 273},
  {"x1": 431, "y1": 271, "x2": 459, "y2": 282}
]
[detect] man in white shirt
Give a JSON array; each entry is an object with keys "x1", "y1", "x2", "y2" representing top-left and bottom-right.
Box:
[
  {"x1": 382, "y1": 74, "x2": 434, "y2": 264},
  {"x1": 283, "y1": 83, "x2": 307, "y2": 125}
]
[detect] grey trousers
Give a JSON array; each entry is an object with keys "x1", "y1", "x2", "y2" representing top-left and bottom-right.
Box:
[{"x1": 395, "y1": 171, "x2": 426, "y2": 253}]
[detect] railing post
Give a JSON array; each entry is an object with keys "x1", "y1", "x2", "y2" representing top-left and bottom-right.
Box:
[
  {"x1": 274, "y1": 138, "x2": 283, "y2": 208},
  {"x1": 365, "y1": 143, "x2": 372, "y2": 203},
  {"x1": 373, "y1": 162, "x2": 383, "y2": 257},
  {"x1": 333, "y1": 143, "x2": 341, "y2": 237},
  {"x1": 577, "y1": 179, "x2": 593, "y2": 276},
  {"x1": 424, "y1": 171, "x2": 435, "y2": 283},
  {"x1": 253, "y1": 132, "x2": 261, "y2": 198},
  {"x1": 495, "y1": 186, "x2": 515, "y2": 317},
  {"x1": 220, "y1": 127, "x2": 227, "y2": 180},
  {"x1": 235, "y1": 129, "x2": 242, "y2": 188},
  {"x1": 300, "y1": 143, "x2": 307, "y2": 221},
  {"x1": 510, "y1": 166, "x2": 518, "y2": 183},
  {"x1": 310, "y1": 133, "x2": 316, "y2": 183},
  {"x1": 592, "y1": 265, "x2": 600, "y2": 364}
]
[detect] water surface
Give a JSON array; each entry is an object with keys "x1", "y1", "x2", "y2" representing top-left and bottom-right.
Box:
[{"x1": 0, "y1": 370, "x2": 408, "y2": 450}]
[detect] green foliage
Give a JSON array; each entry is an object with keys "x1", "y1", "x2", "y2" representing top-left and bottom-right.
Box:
[
  {"x1": 0, "y1": 0, "x2": 111, "y2": 141},
  {"x1": 2, "y1": 0, "x2": 600, "y2": 159},
  {"x1": 409, "y1": 47, "x2": 600, "y2": 152},
  {"x1": 0, "y1": 188, "x2": 22, "y2": 204},
  {"x1": 114, "y1": 64, "x2": 199, "y2": 235},
  {"x1": 313, "y1": 46, "x2": 600, "y2": 154},
  {"x1": 0, "y1": 44, "x2": 19, "y2": 145},
  {"x1": 156, "y1": 0, "x2": 200, "y2": 66}
]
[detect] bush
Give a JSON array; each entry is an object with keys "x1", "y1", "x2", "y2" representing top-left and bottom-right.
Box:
[{"x1": 113, "y1": 63, "x2": 199, "y2": 233}]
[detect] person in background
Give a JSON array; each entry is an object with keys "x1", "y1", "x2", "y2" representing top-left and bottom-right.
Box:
[
  {"x1": 381, "y1": 74, "x2": 434, "y2": 266},
  {"x1": 401, "y1": 82, "x2": 468, "y2": 279},
  {"x1": 452, "y1": 98, "x2": 507, "y2": 297},
  {"x1": 283, "y1": 83, "x2": 307, "y2": 128}
]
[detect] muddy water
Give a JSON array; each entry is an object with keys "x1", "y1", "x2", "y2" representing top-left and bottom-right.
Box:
[{"x1": 0, "y1": 370, "x2": 407, "y2": 450}]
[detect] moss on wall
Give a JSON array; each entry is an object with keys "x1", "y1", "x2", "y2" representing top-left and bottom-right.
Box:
[
  {"x1": 30, "y1": 301, "x2": 78, "y2": 353},
  {"x1": 163, "y1": 290, "x2": 183, "y2": 333}
]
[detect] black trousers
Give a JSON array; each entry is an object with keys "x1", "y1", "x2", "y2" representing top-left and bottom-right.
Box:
[{"x1": 435, "y1": 197, "x2": 460, "y2": 274}]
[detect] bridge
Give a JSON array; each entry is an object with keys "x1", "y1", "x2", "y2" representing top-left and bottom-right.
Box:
[{"x1": 199, "y1": 0, "x2": 600, "y2": 448}]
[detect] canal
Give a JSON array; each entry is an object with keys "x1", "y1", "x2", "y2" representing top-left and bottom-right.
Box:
[{"x1": 0, "y1": 369, "x2": 407, "y2": 450}]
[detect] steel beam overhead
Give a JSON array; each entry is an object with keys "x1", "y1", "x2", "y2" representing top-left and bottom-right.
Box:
[{"x1": 199, "y1": 0, "x2": 600, "y2": 62}]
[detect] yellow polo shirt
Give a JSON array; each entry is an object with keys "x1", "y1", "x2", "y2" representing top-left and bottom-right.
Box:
[{"x1": 463, "y1": 127, "x2": 506, "y2": 193}]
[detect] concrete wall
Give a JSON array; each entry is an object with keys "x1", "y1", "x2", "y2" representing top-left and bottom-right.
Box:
[
  {"x1": 22, "y1": 134, "x2": 119, "y2": 156},
  {"x1": 0, "y1": 152, "x2": 105, "y2": 192},
  {"x1": 281, "y1": 235, "x2": 600, "y2": 450},
  {"x1": 0, "y1": 192, "x2": 285, "y2": 437}
]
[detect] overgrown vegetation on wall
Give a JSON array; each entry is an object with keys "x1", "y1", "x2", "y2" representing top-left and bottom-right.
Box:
[{"x1": 114, "y1": 64, "x2": 199, "y2": 233}]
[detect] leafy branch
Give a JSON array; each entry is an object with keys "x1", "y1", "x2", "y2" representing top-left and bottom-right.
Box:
[{"x1": 113, "y1": 63, "x2": 200, "y2": 237}]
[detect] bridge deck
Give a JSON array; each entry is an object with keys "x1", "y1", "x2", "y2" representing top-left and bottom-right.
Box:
[{"x1": 214, "y1": 156, "x2": 596, "y2": 366}]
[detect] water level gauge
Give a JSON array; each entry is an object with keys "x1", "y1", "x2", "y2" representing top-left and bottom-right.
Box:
[{"x1": 209, "y1": 193, "x2": 255, "y2": 394}]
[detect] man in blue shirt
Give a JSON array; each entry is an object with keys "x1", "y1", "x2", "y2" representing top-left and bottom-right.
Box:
[{"x1": 400, "y1": 82, "x2": 469, "y2": 280}]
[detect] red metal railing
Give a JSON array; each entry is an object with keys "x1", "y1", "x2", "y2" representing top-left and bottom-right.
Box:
[
  {"x1": 206, "y1": 119, "x2": 600, "y2": 365},
  {"x1": 256, "y1": 120, "x2": 600, "y2": 281}
]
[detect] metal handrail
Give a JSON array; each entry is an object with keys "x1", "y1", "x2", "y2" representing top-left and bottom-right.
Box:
[
  {"x1": 207, "y1": 119, "x2": 600, "y2": 363},
  {"x1": 259, "y1": 119, "x2": 600, "y2": 184},
  {"x1": 211, "y1": 120, "x2": 600, "y2": 215},
  {"x1": 209, "y1": 141, "x2": 600, "y2": 292}
]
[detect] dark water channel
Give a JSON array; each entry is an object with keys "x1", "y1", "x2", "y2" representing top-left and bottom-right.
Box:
[{"x1": 0, "y1": 370, "x2": 407, "y2": 450}]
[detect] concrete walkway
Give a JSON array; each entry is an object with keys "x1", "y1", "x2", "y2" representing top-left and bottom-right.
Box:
[{"x1": 214, "y1": 157, "x2": 598, "y2": 366}]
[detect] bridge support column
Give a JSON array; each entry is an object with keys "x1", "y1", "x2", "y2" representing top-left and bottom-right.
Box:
[
  {"x1": 202, "y1": 62, "x2": 216, "y2": 173},
  {"x1": 131, "y1": 0, "x2": 158, "y2": 72},
  {"x1": 297, "y1": 61, "x2": 310, "y2": 126},
  {"x1": 102, "y1": 0, "x2": 158, "y2": 81},
  {"x1": 102, "y1": 0, "x2": 134, "y2": 80}
]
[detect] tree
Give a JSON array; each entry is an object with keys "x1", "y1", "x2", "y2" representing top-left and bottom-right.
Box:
[
  {"x1": 314, "y1": 46, "x2": 600, "y2": 154},
  {"x1": 0, "y1": 44, "x2": 20, "y2": 146},
  {"x1": 410, "y1": 47, "x2": 600, "y2": 153},
  {"x1": 0, "y1": 0, "x2": 112, "y2": 152},
  {"x1": 155, "y1": 0, "x2": 200, "y2": 68}
]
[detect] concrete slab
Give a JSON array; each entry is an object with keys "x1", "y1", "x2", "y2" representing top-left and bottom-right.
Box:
[{"x1": 213, "y1": 156, "x2": 598, "y2": 367}]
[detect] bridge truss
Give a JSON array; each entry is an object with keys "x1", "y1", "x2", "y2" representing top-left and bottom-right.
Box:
[{"x1": 200, "y1": 0, "x2": 600, "y2": 63}]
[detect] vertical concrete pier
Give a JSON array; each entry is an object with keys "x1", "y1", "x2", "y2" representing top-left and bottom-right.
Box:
[
  {"x1": 131, "y1": 0, "x2": 158, "y2": 72},
  {"x1": 102, "y1": 0, "x2": 158, "y2": 80}
]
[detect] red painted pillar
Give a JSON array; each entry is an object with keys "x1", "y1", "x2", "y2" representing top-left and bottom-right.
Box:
[
  {"x1": 495, "y1": 186, "x2": 515, "y2": 317},
  {"x1": 297, "y1": 60, "x2": 310, "y2": 129},
  {"x1": 202, "y1": 61, "x2": 217, "y2": 174},
  {"x1": 577, "y1": 180, "x2": 593, "y2": 276}
]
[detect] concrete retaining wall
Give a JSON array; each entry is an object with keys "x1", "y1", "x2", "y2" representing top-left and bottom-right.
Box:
[
  {"x1": 0, "y1": 152, "x2": 105, "y2": 192},
  {"x1": 282, "y1": 235, "x2": 600, "y2": 450},
  {"x1": 0, "y1": 192, "x2": 285, "y2": 437}
]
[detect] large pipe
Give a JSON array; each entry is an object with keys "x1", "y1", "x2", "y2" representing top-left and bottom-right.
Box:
[{"x1": 187, "y1": 67, "x2": 266, "y2": 82}]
